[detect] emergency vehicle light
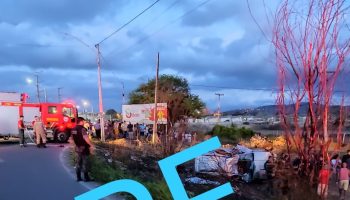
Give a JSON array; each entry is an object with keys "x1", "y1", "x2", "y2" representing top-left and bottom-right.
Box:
[{"x1": 59, "y1": 125, "x2": 65, "y2": 131}]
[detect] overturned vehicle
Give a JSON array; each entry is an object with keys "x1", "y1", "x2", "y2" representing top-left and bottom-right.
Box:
[{"x1": 194, "y1": 145, "x2": 272, "y2": 182}]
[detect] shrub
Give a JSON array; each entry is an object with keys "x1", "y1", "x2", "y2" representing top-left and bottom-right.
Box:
[{"x1": 209, "y1": 125, "x2": 255, "y2": 143}]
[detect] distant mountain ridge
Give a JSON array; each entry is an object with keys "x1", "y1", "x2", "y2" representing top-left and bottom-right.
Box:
[{"x1": 223, "y1": 103, "x2": 350, "y2": 117}]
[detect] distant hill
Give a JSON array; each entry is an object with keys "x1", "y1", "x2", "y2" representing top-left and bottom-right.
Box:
[{"x1": 223, "y1": 103, "x2": 350, "y2": 117}]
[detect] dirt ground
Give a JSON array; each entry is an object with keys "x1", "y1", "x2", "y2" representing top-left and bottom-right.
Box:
[{"x1": 95, "y1": 138, "x2": 350, "y2": 200}]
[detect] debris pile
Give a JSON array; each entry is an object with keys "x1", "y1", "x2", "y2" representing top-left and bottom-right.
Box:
[{"x1": 185, "y1": 177, "x2": 220, "y2": 185}]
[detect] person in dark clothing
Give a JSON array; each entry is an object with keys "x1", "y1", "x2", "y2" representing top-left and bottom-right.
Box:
[
  {"x1": 18, "y1": 115, "x2": 25, "y2": 147},
  {"x1": 118, "y1": 123, "x2": 123, "y2": 138},
  {"x1": 341, "y1": 150, "x2": 350, "y2": 169},
  {"x1": 127, "y1": 122, "x2": 133, "y2": 139},
  {"x1": 265, "y1": 156, "x2": 275, "y2": 195},
  {"x1": 94, "y1": 120, "x2": 101, "y2": 139},
  {"x1": 71, "y1": 117, "x2": 93, "y2": 182}
]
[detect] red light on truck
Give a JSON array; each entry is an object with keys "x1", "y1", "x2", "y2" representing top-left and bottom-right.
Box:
[
  {"x1": 66, "y1": 122, "x2": 73, "y2": 128},
  {"x1": 59, "y1": 125, "x2": 65, "y2": 131}
]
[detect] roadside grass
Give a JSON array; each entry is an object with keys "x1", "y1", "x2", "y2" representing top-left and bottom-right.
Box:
[{"x1": 89, "y1": 152, "x2": 172, "y2": 200}]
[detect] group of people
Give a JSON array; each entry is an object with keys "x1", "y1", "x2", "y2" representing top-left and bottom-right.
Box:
[
  {"x1": 291, "y1": 151, "x2": 350, "y2": 200},
  {"x1": 260, "y1": 150, "x2": 350, "y2": 199},
  {"x1": 119, "y1": 122, "x2": 154, "y2": 140},
  {"x1": 87, "y1": 120, "x2": 155, "y2": 141},
  {"x1": 327, "y1": 150, "x2": 350, "y2": 200},
  {"x1": 17, "y1": 115, "x2": 47, "y2": 148}
]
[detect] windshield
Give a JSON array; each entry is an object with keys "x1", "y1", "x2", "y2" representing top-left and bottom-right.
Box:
[{"x1": 62, "y1": 107, "x2": 74, "y2": 118}]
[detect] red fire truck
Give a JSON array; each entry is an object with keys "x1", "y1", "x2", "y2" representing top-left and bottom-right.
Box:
[{"x1": 0, "y1": 92, "x2": 78, "y2": 143}]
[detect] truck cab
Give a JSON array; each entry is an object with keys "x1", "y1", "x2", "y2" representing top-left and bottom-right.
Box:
[{"x1": 39, "y1": 102, "x2": 77, "y2": 142}]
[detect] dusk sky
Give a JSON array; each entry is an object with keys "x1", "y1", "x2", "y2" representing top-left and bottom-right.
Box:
[{"x1": 0, "y1": 0, "x2": 304, "y2": 112}]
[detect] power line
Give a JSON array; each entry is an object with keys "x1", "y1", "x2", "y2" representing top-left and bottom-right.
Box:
[
  {"x1": 97, "y1": 0, "x2": 161, "y2": 45},
  {"x1": 105, "y1": 0, "x2": 214, "y2": 58},
  {"x1": 105, "y1": 0, "x2": 181, "y2": 57},
  {"x1": 62, "y1": 32, "x2": 112, "y2": 69},
  {"x1": 140, "y1": 0, "x2": 181, "y2": 30},
  {"x1": 190, "y1": 84, "x2": 278, "y2": 91},
  {"x1": 63, "y1": 32, "x2": 95, "y2": 53},
  {"x1": 245, "y1": 0, "x2": 270, "y2": 42},
  {"x1": 190, "y1": 84, "x2": 347, "y2": 93}
]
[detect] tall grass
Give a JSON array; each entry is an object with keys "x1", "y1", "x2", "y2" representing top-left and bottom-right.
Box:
[{"x1": 89, "y1": 155, "x2": 172, "y2": 200}]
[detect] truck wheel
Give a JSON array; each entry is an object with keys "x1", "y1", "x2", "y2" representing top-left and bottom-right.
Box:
[{"x1": 56, "y1": 132, "x2": 68, "y2": 143}]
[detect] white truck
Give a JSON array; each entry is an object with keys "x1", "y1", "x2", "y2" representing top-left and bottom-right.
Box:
[{"x1": 0, "y1": 92, "x2": 38, "y2": 140}]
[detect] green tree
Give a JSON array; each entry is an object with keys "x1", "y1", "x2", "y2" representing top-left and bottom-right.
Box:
[
  {"x1": 106, "y1": 109, "x2": 117, "y2": 116},
  {"x1": 105, "y1": 109, "x2": 118, "y2": 120},
  {"x1": 129, "y1": 74, "x2": 205, "y2": 123}
]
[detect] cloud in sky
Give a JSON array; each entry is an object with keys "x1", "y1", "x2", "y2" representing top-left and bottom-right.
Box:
[{"x1": 1, "y1": 0, "x2": 346, "y2": 113}]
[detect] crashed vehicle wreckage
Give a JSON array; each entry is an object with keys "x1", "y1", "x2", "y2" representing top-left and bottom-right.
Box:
[{"x1": 195, "y1": 144, "x2": 272, "y2": 182}]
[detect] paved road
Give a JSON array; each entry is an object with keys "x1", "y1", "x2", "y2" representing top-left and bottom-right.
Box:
[{"x1": 0, "y1": 143, "x2": 88, "y2": 200}]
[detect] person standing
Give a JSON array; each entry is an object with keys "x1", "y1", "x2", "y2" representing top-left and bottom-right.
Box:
[
  {"x1": 127, "y1": 122, "x2": 133, "y2": 139},
  {"x1": 113, "y1": 121, "x2": 119, "y2": 137},
  {"x1": 18, "y1": 115, "x2": 25, "y2": 147},
  {"x1": 341, "y1": 150, "x2": 350, "y2": 170},
  {"x1": 134, "y1": 123, "x2": 140, "y2": 140},
  {"x1": 94, "y1": 120, "x2": 101, "y2": 139},
  {"x1": 122, "y1": 121, "x2": 128, "y2": 138},
  {"x1": 317, "y1": 164, "x2": 330, "y2": 199},
  {"x1": 264, "y1": 156, "x2": 275, "y2": 196},
  {"x1": 146, "y1": 125, "x2": 153, "y2": 141},
  {"x1": 331, "y1": 154, "x2": 341, "y2": 176},
  {"x1": 33, "y1": 116, "x2": 47, "y2": 148},
  {"x1": 139, "y1": 123, "x2": 145, "y2": 137},
  {"x1": 71, "y1": 117, "x2": 93, "y2": 182},
  {"x1": 338, "y1": 163, "x2": 350, "y2": 200}
]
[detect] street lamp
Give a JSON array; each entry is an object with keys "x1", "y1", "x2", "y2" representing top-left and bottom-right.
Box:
[
  {"x1": 82, "y1": 100, "x2": 89, "y2": 119},
  {"x1": 26, "y1": 78, "x2": 33, "y2": 84},
  {"x1": 26, "y1": 74, "x2": 41, "y2": 102}
]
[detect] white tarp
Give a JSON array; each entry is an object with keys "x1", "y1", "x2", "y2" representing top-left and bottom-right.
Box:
[
  {"x1": 122, "y1": 103, "x2": 167, "y2": 124},
  {"x1": 195, "y1": 148, "x2": 240, "y2": 177}
]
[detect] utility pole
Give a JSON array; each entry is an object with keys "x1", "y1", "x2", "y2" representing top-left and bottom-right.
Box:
[
  {"x1": 121, "y1": 82, "x2": 125, "y2": 113},
  {"x1": 44, "y1": 88, "x2": 47, "y2": 102},
  {"x1": 122, "y1": 82, "x2": 125, "y2": 104},
  {"x1": 58, "y1": 87, "x2": 63, "y2": 102},
  {"x1": 215, "y1": 93, "x2": 224, "y2": 122},
  {"x1": 95, "y1": 44, "x2": 105, "y2": 142},
  {"x1": 35, "y1": 74, "x2": 40, "y2": 103},
  {"x1": 152, "y1": 52, "x2": 160, "y2": 144}
]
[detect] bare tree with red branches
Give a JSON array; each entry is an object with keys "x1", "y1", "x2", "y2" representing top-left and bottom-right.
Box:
[{"x1": 272, "y1": 0, "x2": 350, "y2": 178}]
